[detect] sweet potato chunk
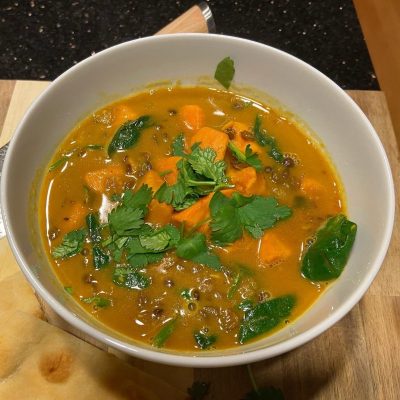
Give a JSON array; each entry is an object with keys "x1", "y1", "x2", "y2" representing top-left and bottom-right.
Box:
[
  {"x1": 171, "y1": 194, "x2": 213, "y2": 233},
  {"x1": 84, "y1": 164, "x2": 125, "y2": 194},
  {"x1": 190, "y1": 127, "x2": 229, "y2": 161},
  {"x1": 229, "y1": 167, "x2": 257, "y2": 195},
  {"x1": 153, "y1": 156, "x2": 181, "y2": 185},
  {"x1": 60, "y1": 202, "x2": 87, "y2": 233},
  {"x1": 180, "y1": 104, "x2": 205, "y2": 130},
  {"x1": 259, "y1": 231, "x2": 291, "y2": 265},
  {"x1": 139, "y1": 170, "x2": 164, "y2": 192},
  {"x1": 146, "y1": 199, "x2": 173, "y2": 225},
  {"x1": 111, "y1": 105, "x2": 138, "y2": 129}
]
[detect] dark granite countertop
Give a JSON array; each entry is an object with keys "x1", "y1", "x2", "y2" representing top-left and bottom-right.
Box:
[{"x1": 0, "y1": 0, "x2": 378, "y2": 90}]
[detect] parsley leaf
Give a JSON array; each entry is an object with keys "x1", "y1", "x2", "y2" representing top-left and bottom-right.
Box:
[
  {"x1": 108, "y1": 115, "x2": 152, "y2": 155},
  {"x1": 176, "y1": 232, "x2": 221, "y2": 270},
  {"x1": 210, "y1": 192, "x2": 292, "y2": 245},
  {"x1": 228, "y1": 142, "x2": 263, "y2": 171},
  {"x1": 152, "y1": 318, "x2": 177, "y2": 348},
  {"x1": 112, "y1": 265, "x2": 151, "y2": 289},
  {"x1": 194, "y1": 331, "x2": 217, "y2": 349},
  {"x1": 253, "y1": 115, "x2": 285, "y2": 164},
  {"x1": 171, "y1": 133, "x2": 185, "y2": 156},
  {"x1": 214, "y1": 56, "x2": 235, "y2": 89},
  {"x1": 81, "y1": 296, "x2": 111, "y2": 308},
  {"x1": 238, "y1": 295, "x2": 295, "y2": 343},
  {"x1": 52, "y1": 229, "x2": 86, "y2": 259}
]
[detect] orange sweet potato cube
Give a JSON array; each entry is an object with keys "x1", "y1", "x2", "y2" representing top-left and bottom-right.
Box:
[
  {"x1": 259, "y1": 231, "x2": 291, "y2": 264},
  {"x1": 190, "y1": 127, "x2": 229, "y2": 161},
  {"x1": 180, "y1": 104, "x2": 205, "y2": 130},
  {"x1": 84, "y1": 164, "x2": 125, "y2": 194}
]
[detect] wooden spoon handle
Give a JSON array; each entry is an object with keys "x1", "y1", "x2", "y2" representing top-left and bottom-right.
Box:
[{"x1": 155, "y1": 2, "x2": 216, "y2": 35}]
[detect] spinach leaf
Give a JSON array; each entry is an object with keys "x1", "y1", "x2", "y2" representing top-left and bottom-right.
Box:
[
  {"x1": 227, "y1": 265, "x2": 254, "y2": 300},
  {"x1": 176, "y1": 232, "x2": 221, "y2": 271},
  {"x1": 238, "y1": 295, "x2": 295, "y2": 343},
  {"x1": 112, "y1": 265, "x2": 151, "y2": 289},
  {"x1": 194, "y1": 331, "x2": 217, "y2": 349},
  {"x1": 253, "y1": 115, "x2": 285, "y2": 164},
  {"x1": 86, "y1": 213, "x2": 102, "y2": 243},
  {"x1": 301, "y1": 214, "x2": 357, "y2": 281},
  {"x1": 171, "y1": 133, "x2": 185, "y2": 156},
  {"x1": 52, "y1": 229, "x2": 86, "y2": 259},
  {"x1": 93, "y1": 245, "x2": 110, "y2": 269},
  {"x1": 152, "y1": 318, "x2": 177, "y2": 348},
  {"x1": 81, "y1": 296, "x2": 111, "y2": 308},
  {"x1": 214, "y1": 57, "x2": 235, "y2": 89},
  {"x1": 228, "y1": 142, "x2": 263, "y2": 171},
  {"x1": 108, "y1": 115, "x2": 152, "y2": 155}
]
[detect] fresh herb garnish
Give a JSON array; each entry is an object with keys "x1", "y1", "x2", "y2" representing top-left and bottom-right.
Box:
[
  {"x1": 253, "y1": 115, "x2": 285, "y2": 164},
  {"x1": 227, "y1": 265, "x2": 254, "y2": 300},
  {"x1": 112, "y1": 265, "x2": 151, "y2": 289},
  {"x1": 214, "y1": 56, "x2": 235, "y2": 89},
  {"x1": 194, "y1": 331, "x2": 217, "y2": 349},
  {"x1": 238, "y1": 295, "x2": 295, "y2": 343},
  {"x1": 152, "y1": 318, "x2": 177, "y2": 348},
  {"x1": 176, "y1": 232, "x2": 221, "y2": 270},
  {"x1": 187, "y1": 381, "x2": 210, "y2": 400},
  {"x1": 301, "y1": 214, "x2": 357, "y2": 281},
  {"x1": 64, "y1": 286, "x2": 73, "y2": 295},
  {"x1": 228, "y1": 142, "x2": 263, "y2": 171},
  {"x1": 210, "y1": 191, "x2": 292, "y2": 245},
  {"x1": 93, "y1": 245, "x2": 110, "y2": 269},
  {"x1": 86, "y1": 213, "x2": 102, "y2": 243},
  {"x1": 108, "y1": 115, "x2": 152, "y2": 156},
  {"x1": 180, "y1": 288, "x2": 192, "y2": 300},
  {"x1": 171, "y1": 133, "x2": 185, "y2": 156},
  {"x1": 48, "y1": 156, "x2": 68, "y2": 172},
  {"x1": 52, "y1": 229, "x2": 86, "y2": 259},
  {"x1": 155, "y1": 146, "x2": 232, "y2": 211},
  {"x1": 81, "y1": 296, "x2": 111, "y2": 308}
]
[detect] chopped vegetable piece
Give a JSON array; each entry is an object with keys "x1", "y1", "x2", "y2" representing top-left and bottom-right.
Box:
[
  {"x1": 84, "y1": 164, "x2": 126, "y2": 193},
  {"x1": 194, "y1": 331, "x2": 217, "y2": 349},
  {"x1": 171, "y1": 133, "x2": 186, "y2": 156},
  {"x1": 301, "y1": 214, "x2": 357, "y2": 281},
  {"x1": 108, "y1": 115, "x2": 152, "y2": 155},
  {"x1": 214, "y1": 56, "x2": 235, "y2": 89},
  {"x1": 86, "y1": 213, "x2": 102, "y2": 243},
  {"x1": 52, "y1": 229, "x2": 86, "y2": 259},
  {"x1": 259, "y1": 232, "x2": 291, "y2": 265},
  {"x1": 238, "y1": 295, "x2": 295, "y2": 343},
  {"x1": 229, "y1": 167, "x2": 258, "y2": 196},
  {"x1": 93, "y1": 245, "x2": 110, "y2": 269},
  {"x1": 190, "y1": 127, "x2": 229, "y2": 161},
  {"x1": 152, "y1": 318, "x2": 177, "y2": 347},
  {"x1": 180, "y1": 104, "x2": 205, "y2": 130},
  {"x1": 140, "y1": 170, "x2": 164, "y2": 192},
  {"x1": 153, "y1": 156, "x2": 181, "y2": 185}
]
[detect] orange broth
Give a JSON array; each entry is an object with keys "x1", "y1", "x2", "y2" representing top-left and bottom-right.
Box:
[{"x1": 39, "y1": 86, "x2": 343, "y2": 350}]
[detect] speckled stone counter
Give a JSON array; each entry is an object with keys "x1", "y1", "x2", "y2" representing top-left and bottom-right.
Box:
[{"x1": 0, "y1": 0, "x2": 377, "y2": 89}]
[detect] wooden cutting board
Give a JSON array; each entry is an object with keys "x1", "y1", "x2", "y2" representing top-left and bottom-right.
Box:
[{"x1": 1, "y1": 80, "x2": 399, "y2": 399}]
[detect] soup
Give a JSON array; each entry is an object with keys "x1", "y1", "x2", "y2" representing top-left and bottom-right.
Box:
[{"x1": 39, "y1": 86, "x2": 356, "y2": 351}]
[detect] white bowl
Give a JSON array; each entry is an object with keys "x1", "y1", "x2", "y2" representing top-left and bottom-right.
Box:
[{"x1": 1, "y1": 34, "x2": 394, "y2": 367}]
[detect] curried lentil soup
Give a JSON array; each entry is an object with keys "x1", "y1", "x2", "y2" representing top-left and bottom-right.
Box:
[{"x1": 39, "y1": 86, "x2": 356, "y2": 351}]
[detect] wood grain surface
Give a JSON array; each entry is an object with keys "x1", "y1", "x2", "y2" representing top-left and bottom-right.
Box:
[{"x1": 0, "y1": 81, "x2": 399, "y2": 399}]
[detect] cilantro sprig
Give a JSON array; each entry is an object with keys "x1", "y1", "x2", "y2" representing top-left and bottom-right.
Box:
[
  {"x1": 210, "y1": 191, "x2": 292, "y2": 246},
  {"x1": 228, "y1": 142, "x2": 262, "y2": 171},
  {"x1": 52, "y1": 229, "x2": 86, "y2": 259}
]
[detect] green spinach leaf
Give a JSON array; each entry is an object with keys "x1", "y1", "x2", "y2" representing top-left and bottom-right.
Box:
[
  {"x1": 93, "y1": 245, "x2": 110, "y2": 269},
  {"x1": 301, "y1": 214, "x2": 357, "y2": 281},
  {"x1": 194, "y1": 331, "x2": 217, "y2": 349},
  {"x1": 108, "y1": 115, "x2": 152, "y2": 155},
  {"x1": 52, "y1": 229, "x2": 86, "y2": 259},
  {"x1": 152, "y1": 318, "x2": 177, "y2": 348}
]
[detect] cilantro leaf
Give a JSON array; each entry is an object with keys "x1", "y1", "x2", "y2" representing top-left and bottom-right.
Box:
[
  {"x1": 210, "y1": 192, "x2": 292, "y2": 245},
  {"x1": 108, "y1": 115, "x2": 152, "y2": 155},
  {"x1": 93, "y1": 245, "x2": 110, "y2": 269},
  {"x1": 112, "y1": 265, "x2": 151, "y2": 289},
  {"x1": 128, "y1": 253, "x2": 164, "y2": 268},
  {"x1": 108, "y1": 207, "x2": 144, "y2": 236},
  {"x1": 253, "y1": 115, "x2": 285, "y2": 164},
  {"x1": 228, "y1": 142, "x2": 263, "y2": 171},
  {"x1": 122, "y1": 185, "x2": 152, "y2": 213},
  {"x1": 171, "y1": 133, "x2": 185, "y2": 156},
  {"x1": 81, "y1": 296, "x2": 111, "y2": 308},
  {"x1": 194, "y1": 331, "x2": 217, "y2": 349},
  {"x1": 214, "y1": 56, "x2": 235, "y2": 89},
  {"x1": 176, "y1": 233, "x2": 221, "y2": 270},
  {"x1": 152, "y1": 318, "x2": 177, "y2": 348},
  {"x1": 140, "y1": 231, "x2": 171, "y2": 252},
  {"x1": 52, "y1": 229, "x2": 86, "y2": 259},
  {"x1": 238, "y1": 295, "x2": 295, "y2": 343}
]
